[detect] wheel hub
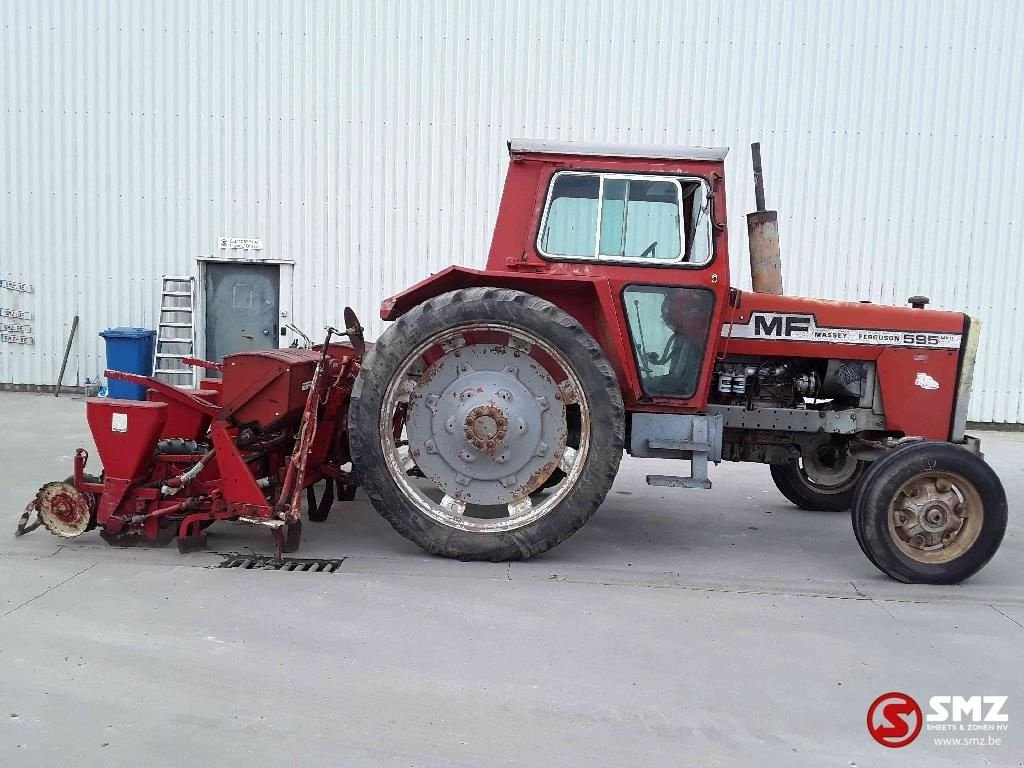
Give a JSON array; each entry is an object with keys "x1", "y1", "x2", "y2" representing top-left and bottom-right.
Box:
[
  {"x1": 802, "y1": 441, "x2": 859, "y2": 488},
  {"x1": 891, "y1": 476, "x2": 965, "y2": 552},
  {"x1": 406, "y1": 344, "x2": 567, "y2": 505},
  {"x1": 464, "y1": 404, "x2": 508, "y2": 453}
]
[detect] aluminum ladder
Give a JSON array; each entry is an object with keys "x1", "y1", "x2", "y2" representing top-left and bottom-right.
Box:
[{"x1": 153, "y1": 275, "x2": 197, "y2": 387}]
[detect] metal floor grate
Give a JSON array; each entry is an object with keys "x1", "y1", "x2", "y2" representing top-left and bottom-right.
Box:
[{"x1": 218, "y1": 556, "x2": 344, "y2": 573}]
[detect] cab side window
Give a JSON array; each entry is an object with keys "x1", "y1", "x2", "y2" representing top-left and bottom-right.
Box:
[
  {"x1": 539, "y1": 174, "x2": 600, "y2": 257},
  {"x1": 625, "y1": 285, "x2": 715, "y2": 398},
  {"x1": 539, "y1": 172, "x2": 712, "y2": 264}
]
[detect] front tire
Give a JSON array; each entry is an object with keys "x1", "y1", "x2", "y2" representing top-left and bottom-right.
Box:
[
  {"x1": 350, "y1": 287, "x2": 624, "y2": 561},
  {"x1": 852, "y1": 441, "x2": 1006, "y2": 584}
]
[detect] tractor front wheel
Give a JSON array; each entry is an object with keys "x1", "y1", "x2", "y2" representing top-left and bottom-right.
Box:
[
  {"x1": 851, "y1": 441, "x2": 1006, "y2": 584},
  {"x1": 349, "y1": 287, "x2": 624, "y2": 561}
]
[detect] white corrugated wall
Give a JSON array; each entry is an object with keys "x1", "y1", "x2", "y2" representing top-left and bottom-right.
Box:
[{"x1": 1, "y1": 0, "x2": 1022, "y2": 420}]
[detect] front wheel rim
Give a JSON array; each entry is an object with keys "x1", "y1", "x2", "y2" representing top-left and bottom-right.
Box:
[
  {"x1": 379, "y1": 323, "x2": 590, "y2": 533},
  {"x1": 887, "y1": 470, "x2": 983, "y2": 564}
]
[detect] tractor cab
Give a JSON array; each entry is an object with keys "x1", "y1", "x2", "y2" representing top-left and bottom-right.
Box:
[{"x1": 385, "y1": 139, "x2": 733, "y2": 415}]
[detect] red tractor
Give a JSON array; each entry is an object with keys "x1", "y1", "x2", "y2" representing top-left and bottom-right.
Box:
[{"x1": 21, "y1": 140, "x2": 1006, "y2": 584}]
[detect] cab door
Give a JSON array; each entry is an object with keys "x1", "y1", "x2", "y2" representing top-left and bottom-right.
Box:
[{"x1": 535, "y1": 168, "x2": 727, "y2": 410}]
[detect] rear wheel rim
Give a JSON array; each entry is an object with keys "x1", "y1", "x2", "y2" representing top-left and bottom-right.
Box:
[
  {"x1": 887, "y1": 470, "x2": 983, "y2": 564},
  {"x1": 799, "y1": 444, "x2": 860, "y2": 492},
  {"x1": 379, "y1": 323, "x2": 590, "y2": 533}
]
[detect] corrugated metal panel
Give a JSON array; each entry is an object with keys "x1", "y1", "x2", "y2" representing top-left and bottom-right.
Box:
[{"x1": 2, "y1": 0, "x2": 1022, "y2": 420}]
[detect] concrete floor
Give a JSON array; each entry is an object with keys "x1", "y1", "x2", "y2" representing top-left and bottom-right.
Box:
[{"x1": 0, "y1": 391, "x2": 1020, "y2": 767}]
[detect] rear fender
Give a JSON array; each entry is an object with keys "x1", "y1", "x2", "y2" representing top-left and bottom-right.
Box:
[{"x1": 379, "y1": 267, "x2": 638, "y2": 399}]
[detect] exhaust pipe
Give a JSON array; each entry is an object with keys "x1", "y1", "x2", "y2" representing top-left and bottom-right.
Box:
[{"x1": 747, "y1": 142, "x2": 783, "y2": 294}]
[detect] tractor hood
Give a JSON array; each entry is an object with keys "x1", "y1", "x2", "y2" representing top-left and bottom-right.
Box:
[
  {"x1": 719, "y1": 291, "x2": 976, "y2": 442},
  {"x1": 721, "y1": 291, "x2": 966, "y2": 351}
]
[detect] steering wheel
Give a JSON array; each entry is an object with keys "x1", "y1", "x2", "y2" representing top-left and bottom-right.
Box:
[{"x1": 639, "y1": 240, "x2": 658, "y2": 259}]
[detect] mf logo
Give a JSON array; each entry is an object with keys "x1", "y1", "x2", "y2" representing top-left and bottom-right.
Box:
[
  {"x1": 928, "y1": 696, "x2": 1008, "y2": 723},
  {"x1": 752, "y1": 313, "x2": 811, "y2": 337}
]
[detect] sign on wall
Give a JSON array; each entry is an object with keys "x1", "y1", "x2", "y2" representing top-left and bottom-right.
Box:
[
  {"x1": 0, "y1": 279, "x2": 32, "y2": 293},
  {"x1": 1, "y1": 279, "x2": 34, "y2": 344},
  {"x1": 218, "y1": 237, "x2": 264, "y2": 251}
]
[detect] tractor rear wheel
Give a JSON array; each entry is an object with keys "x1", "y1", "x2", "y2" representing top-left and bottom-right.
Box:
[
  {"x1": 851, "y1": 441, "x2": 1006, "y2": 584},
  {"x1": 770, "y1": 442, "x2": 867, "y2": 511},
  {"x1": 350, "y1": 287, "x2": 624, "y2": 561}
]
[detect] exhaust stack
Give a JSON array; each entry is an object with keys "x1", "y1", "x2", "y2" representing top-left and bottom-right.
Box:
[{"x1": 746, "y1": 142, "x2": 784, "y2": 294}]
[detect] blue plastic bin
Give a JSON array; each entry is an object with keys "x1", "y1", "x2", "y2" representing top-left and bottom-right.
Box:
[{"x1": 99, "y1": 327, "x2": 157, "y2": 400}]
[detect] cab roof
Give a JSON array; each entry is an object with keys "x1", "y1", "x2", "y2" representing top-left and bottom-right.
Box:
[{"x1": 508, "y1": 138, "x2": 729, "y2": 162}]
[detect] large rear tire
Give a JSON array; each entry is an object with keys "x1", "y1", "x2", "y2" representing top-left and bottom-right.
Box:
[
  {"x1": 350, "y1": 287, "x2": 624, "y2": 561},
  {"x1": 852, "y1": 441, "x2": 1006, "y2": 584}
]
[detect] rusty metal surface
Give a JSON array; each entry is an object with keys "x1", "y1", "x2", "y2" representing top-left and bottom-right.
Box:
[
  {"x1": 746, "y1": 211, "x2": 783, "y2": 295},
  {"x1": 462, "y1": 404, "x2": 509, "y2": 455},
  {"x1": 32, "y1": 481, "x2": 94, "y2": 538}
]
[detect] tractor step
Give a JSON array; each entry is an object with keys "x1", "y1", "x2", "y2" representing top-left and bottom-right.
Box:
[
  {"x1": 632, "y1": 413, "x2": 722, "y2": 492},
  {"x1": 646, "y1": 474, "x2": 712, "y2": 490}
]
